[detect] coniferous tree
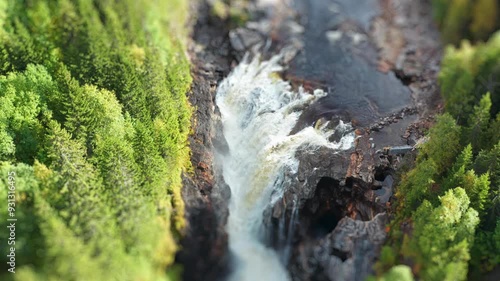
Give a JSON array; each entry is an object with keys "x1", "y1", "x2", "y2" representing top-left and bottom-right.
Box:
[
  {"x1": 406, "y1": 188, "x2": 479, "y2": 281},
  {"x1": 0, "y1": 65, "x2": 56, "y2": 163},
  {"x1": 439, "y1": 45, "x2": 476, "y2": 122},
  {"x1": 0, "y1": 1, "x2": 192, "y2": 280},
  {"x1": 488, "y1": 113, "x2": 500, "y2": 149},
  {"x1": 441, "y1": 144, "x2": 491, "y2": 215},
  {"x1": 431, "y1": 0, "x2": 500, "y2": 44},
  {"x1": 44, "y1": 121, "x2": 120, "y2": 252},
  {"x1": 441, "y1": 0, "x2": 472, "y2": 45},
  {"x1": 470, "y1": 220, "x2": 500, "y2": 274},
  {"x1": 474, "y1": 142, "x2": 500, "y2": 224},
  {"x1": 465, "y1": 93, "x2": 492, "y2": 152},
  {"x1": 397, "y1": 159, "x2": 438, "y2": 214},
  {"x1": 470, "y1": 0, "x2": 498, "y2": 41},
  {"x1": 442, "y1": 144, "x2": 473, "y2": 192},
  {"x1": 462, "y1": 171, "x2": 490, "y2": 216},
  {"x1": 418, "y1": 113, "x2": 462, "y2": 175},
  {"x1": 0, "y1": 162, "x2": 44, "y2": 270}
]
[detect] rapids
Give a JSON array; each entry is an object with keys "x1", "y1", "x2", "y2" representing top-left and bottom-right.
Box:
[{"x1": 215, "y1": 55, "x2": 354, "y2": 281}]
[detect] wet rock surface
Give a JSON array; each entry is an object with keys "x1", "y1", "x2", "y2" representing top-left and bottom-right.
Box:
[
  {"x1": 229, "y1": 27, "x2": 264, "y2": 52},
  {"x1": 177, "y1": 2, "x2": 233, "y2": 281},
  {"x1": 288, "y1": 0, "x2": 411, "y2": 127},
  {"x1": 289, "y1": 213, "x2": 388, "y2": 281},
  {"x1": 266, "y1": 130, "x2": 390, "y2": 281}
]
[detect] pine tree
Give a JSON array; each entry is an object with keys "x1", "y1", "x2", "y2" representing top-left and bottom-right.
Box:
[
  {"x1": 0, "y1": 88, "x2": 16, "y2": 160},
  {"x1": 465, "y1": 93, "x2": 492, "y2": 152},
  {"x1": 441, "y1": 0, "x2": 472, "y2": 45},
  {"x1": 439, "y1": 45, "x2": 476, "y2": 122},
  {"x1": 418, "y1": 114, "x2": 462, "y2": 175},
  {"x1": 469, "y1": 220, "x2": 500, "y2": 274},
  {"x1": 475, "y1": 142, "x2": 500, "y2": 224},
  {"x1": 441, "y1": 144, "x2": 490, "y2": 215},
  {"x1": 44, "y1": 120, "x2": 119, "y2": 251},
  {"x1": 461, "y1": 171, "x2": 490, "y2": 216},
  {"x1": 470, "y1": 0, "x2": 498, "y2": 41},
  {"x1": 33, "y1": 196, "x2": 105, "y2": 281},
  {"x1": 487, "y1": 113, "x2": 500, "y2": 150},
  {"x1": 0, "y1": 65, "x2": 57, "y2": 163},
  {"x1": 0, "y1": 162, "x2": 44, "y2": 270},
  {"x1": 408, "y1": 188, "x2": 479, "y2": 281},
  {"x1": 397, "y1": 159, "x2": 438, "y2": 214},
  {"x1": 431, "y1": 0, "x2": 500, "y2": 44},
  {"x1": 132, "y1": 121, "x2": 168, "y2": 198},
  {"x1": 442, "y1": 144, "x2": 473, "y2": 192}
]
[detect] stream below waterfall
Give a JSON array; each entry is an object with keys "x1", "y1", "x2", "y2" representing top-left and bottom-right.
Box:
[{"x1": 215, "y1": 55, "x2": 355, "y2": 281}]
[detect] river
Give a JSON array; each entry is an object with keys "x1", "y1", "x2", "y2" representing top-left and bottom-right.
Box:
[{"x1": 215, "y1": 54, "x2": 355, "y2": 281}]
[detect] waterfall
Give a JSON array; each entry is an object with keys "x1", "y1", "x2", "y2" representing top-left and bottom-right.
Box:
[
  {"x1": 215, "y1": 54, "x2": 354, "y2": 281},
  {"x1": 278, "y1": 194, "x2": 299, "y2": 265}
]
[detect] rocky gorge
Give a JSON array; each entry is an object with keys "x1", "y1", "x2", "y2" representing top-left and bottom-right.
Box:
[{"x1": 178, "y1": 0, "x2": 443, "y2": 280}]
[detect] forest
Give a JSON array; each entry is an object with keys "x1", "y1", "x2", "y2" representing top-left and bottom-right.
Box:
[
  {"x1": 0, "y1": 0, "x2": 191, "y2": 280},
  {"x1": 0, "y1": 0, "x2": 499, "y2": 281},
  {"x1": 375, "y1": 0, "x2": 500, "y2": 280}
]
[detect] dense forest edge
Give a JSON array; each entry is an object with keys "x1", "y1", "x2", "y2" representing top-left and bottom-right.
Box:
[
  {"x1": 0, "y1": 0, "x2": 192, "y2": 280},
  {"x1": 374, "y1": 1, "x2": 500, "y2": 280}
]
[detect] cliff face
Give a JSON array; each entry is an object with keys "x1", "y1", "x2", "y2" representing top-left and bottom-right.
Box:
[{"x1": 176, "y1": 2, "x2": 233, "y2": 281}]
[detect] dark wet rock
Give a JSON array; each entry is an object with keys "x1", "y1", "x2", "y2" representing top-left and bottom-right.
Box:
[
  {"x1": 229, "y1": 27, "x2": 264, "y2": 52},
  {"x1": 289, "y1": 213, "x2": 388, "y2": 281},
  {"x1": 291, "y1": 107, "x2": 351, "y2": 135},
  {"x1": 374, "y1": 175, "x2": 393, "y2": 204},
  {"x1": 402, "y1": 116, "x2": 434, "y2": 147},
  {"x1": 284, "y1": 0, "x2": 412, "y2": 128},
  {"x1": 177, "y1": 1, "x2": 234, "y2": 281},
  {"x1": 373, "y1": 0, "x2": 443, "y2": 117},
  {"x1": 265, "y1": 135, "x2": 389, "y2": 279},
  {"x1": 265, "y1": 129, "x2": 389, "y2": 279},
  {"x1": 368, "y1": 107, "x2": 417, "y2": 133}
]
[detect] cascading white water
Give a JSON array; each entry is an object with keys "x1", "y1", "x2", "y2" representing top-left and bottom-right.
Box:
[
  {"x1": 278, "y1": 194, "x2": 299, "y2": 265},
  {"x1": 215, "y1": 54, "x2": 354, "y2": 281}
]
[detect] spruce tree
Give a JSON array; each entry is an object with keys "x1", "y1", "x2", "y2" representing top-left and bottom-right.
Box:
[
  {"x1": 465, "y1": 93, "x2": 492, "y2": 152},
  {"x1": 408, "y1": 188, "x2": 479, "y2": 281},
  {"x1": 418, "y1": 114, "x2": 462, "y2": 175}
]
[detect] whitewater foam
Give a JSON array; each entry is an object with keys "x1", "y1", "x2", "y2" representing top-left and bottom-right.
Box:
[{"x1": 215, "y1": 54, "x2": 354, "y2": 281}]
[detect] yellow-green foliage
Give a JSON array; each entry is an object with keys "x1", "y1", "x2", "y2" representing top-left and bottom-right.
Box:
[
  {"x1": 0, "y1": 0, "x2": 192, "y2": 280},
  {"x1": 440, "y1": 32, "x2": 500, "y2": 127},
  {"x1": 381, "y1": 31, "x2": 500, "y2": 281},
  {"x1": 211, "y1": 0, "x2": 249, "y2": 26},
  {"x1": 432, "y1": 0, "x2": 499, "y2": 44},
  {"x1": 406, "y1": 188, "x2": 479, "y2": 281},
  {"x1": 384, "y1": 114, "x2": 494, "y2": 279},
  {"x1": 471, "y1": 0, "x2": 499, "y2": 40},
  {"x1": 396, "y1": 114, "x2": 460, "y2": 214},
  {"x1": 212, "y1": 0, "x2": 230, "y2": 19},
  {"x1": 378, "y1": 265, "x2": 415, "y2": 281},
  {"x1": 417, "y1": 114, "x2": 462, "y2": 174}
]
